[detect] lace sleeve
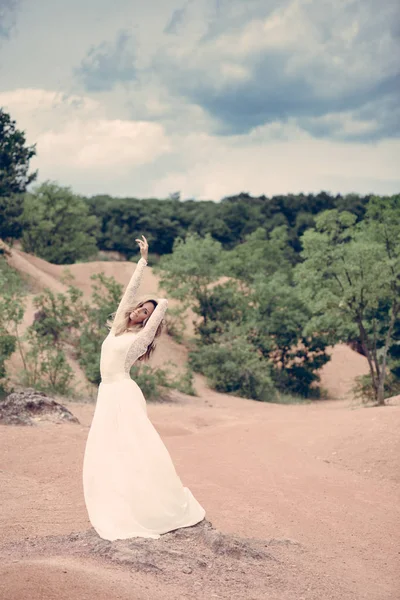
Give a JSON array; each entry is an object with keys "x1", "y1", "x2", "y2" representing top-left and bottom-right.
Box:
[
  {"x1": 135, "y1": 298, "x2": 168, "y2": 347},
  {"x1": 111, "y1": 257, "x2": 147, "y2": 333}
]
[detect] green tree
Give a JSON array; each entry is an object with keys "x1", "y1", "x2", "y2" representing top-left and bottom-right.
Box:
[
  {"x1": 158, "y1": 228, "x2": 328, "y2": 399},
  {"x1": 0, "y1": 108, "x2": 37, "y2": 241},
  {"x1": 296, "y1": 200, "x2": 400, "y2": 405},
  {"x1": 157, "y1": 233, "x2": 223, "y2": 320},
  {"x1": 223, "y1": 226, "x2": 295, "y2": 284},
  {"x1": 194, "y1": 280, "x2": 250, "y2": 344},
  {"x1": 251, "y1": 272, "x2": 329, "y2": 397},
  {"x1": 189, "y1": 326, "x2": 276, "y2": 401},
  {"x1": 22, "y1": 181, "x2": 99, "y2": 264}
]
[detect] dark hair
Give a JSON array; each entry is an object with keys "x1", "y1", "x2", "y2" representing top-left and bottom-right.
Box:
[
  {"x1": 145, "y1": 299, "x2": 158, "y2": 312},
  {"x1": 137, "y1": 299, "x2": 164, "y2": 361}
]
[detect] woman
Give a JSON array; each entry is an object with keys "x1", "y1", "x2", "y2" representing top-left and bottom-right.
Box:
[{"x1": 82, "y1": 235, "x2": 206, "y2": 540}]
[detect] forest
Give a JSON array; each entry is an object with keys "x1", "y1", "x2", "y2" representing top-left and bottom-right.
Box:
[{"x1": 1, "y1": 107, "x2": 399, "y2": 405}]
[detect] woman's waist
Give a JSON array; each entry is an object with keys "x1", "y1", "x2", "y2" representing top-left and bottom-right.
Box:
[{"x1": 100, "y1": 372, "x2": 132, "y2": 384}]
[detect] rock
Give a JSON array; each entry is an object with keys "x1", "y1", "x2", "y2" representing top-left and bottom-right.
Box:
[{"x1": 0, "y1": 389, "x2": 79, "y2": 426}]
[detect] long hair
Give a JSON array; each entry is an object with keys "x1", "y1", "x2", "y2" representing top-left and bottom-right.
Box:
[{"x1": 106, "y1": 297, "x2": 164, "y2": 361}]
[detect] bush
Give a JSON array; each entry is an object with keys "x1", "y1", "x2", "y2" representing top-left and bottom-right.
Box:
[
  {"x1": 75, "y1": 326, "x2": 103, "y2": 385},
  {"x1": 189, "y1": 337, "x2": 276, "y2": 402},
  {"x1": 130, "y1": 364, "x2": 170, "y2": 401},
  {"x1": 169, "y1": 365, "x2": 196, "y2": 396},
  {"x1": 0, "y1": 258, "x2": 27, "y2": 392},
  {"x1": 273, "y1": 392, "x2": 311, "y2": 405},
  {"x1": 164, "y1": 305, "x2": 186, "y2": 344},
  {"x1": 72, "y1": 273, "x2": 123, "y2": 384},
  {"x1": 0, "y1": 333, "x2": 17, "y2": 386},
  {"x1": 352, "y1": 373, "x2": 400, "y2": 405},
  {"x1": 21, "y1": 332, "x2": 75, "y2": 396}
]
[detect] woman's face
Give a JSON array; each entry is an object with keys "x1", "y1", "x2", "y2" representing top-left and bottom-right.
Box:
[{"x1": 129, "y1": 302, "x2": 155, "y2": 325}]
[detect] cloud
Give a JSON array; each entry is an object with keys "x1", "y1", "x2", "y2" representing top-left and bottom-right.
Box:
[
  {"x1": 0, "y1": 88, "x2": 170, "y2": 175},
  {"x1": 164, "y1": 3, "x2": 189, "y2": 35},
  {"x1": 1, "y1": 1, "x2": 399, "y2": 200},
  {"x1": 154, "y1": 0, "x2": 400, "y2": 141},
  {"x1": 74, "y1": 30, "x2": 136, "y2": 92},
  {"x1": 70, "y1": 0, "x2": 398, "y2": 142},
  {"x1": 148, "y1": 127, "x2": 400, "y2": 200},
  {"x1": 298, "y1": 93, "x2": 400, "y2": 142},
  {"x1": 0, "y1": 0, "x2": 19, "y2": 39},
  {"x1": 2, "y1": 86, "x2": 398, "y2": 198}
]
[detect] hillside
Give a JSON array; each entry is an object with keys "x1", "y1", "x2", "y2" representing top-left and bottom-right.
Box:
[
  {"x1": 5, "y1": 247, "x2": 191, "y2": 395},
  {"x1": 4, "y1": 246, "x2": 370, "y2": 400}
]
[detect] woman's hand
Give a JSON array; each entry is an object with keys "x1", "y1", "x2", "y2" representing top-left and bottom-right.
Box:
[{"x1": 135, "y1": 235, "x2": 149, "y2": 261}]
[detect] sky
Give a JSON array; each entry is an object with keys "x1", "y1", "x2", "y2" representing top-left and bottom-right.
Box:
[{"x1": 0, "y1": 0, "x2": 399, "y2": 200}]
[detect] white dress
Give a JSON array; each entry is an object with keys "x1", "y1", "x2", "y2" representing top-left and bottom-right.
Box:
[{"x1": 82, "y1": 257, "x2": 206, "y2": 540}]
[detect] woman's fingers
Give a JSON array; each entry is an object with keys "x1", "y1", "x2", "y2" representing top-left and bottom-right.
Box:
[{"x1": 135, "y1": 236, "x2": 148, "y2": 250}]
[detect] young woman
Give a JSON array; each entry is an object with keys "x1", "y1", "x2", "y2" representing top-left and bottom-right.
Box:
[{"x1": 82, "y1": 235, "x2": 206, "y2": 540}]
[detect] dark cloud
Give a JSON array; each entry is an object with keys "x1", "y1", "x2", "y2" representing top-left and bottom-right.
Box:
[
  {"x1": 75, "y1": 30, "x2": 136, "y2": 92},
  {"x1": 307, "y1": 85, "x2": 400, "y2": 143},
  {"x1": 157, "y1": 0, "x2": 400, "y2": 141},
  {"x1": 187, "y1": 68, "x2": 400, "y2": 141},
  {"x1": 0, "y1": 0, "x2": 19, "y2": 39}
]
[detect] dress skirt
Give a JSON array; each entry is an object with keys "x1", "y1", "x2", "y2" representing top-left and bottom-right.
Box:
[{"x1": 82, "y1": 378, "x2": 206, "y2": 541}]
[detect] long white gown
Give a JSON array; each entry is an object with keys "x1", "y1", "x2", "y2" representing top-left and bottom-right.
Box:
[{"x1": 82, "y1": 257, "x2": 206, "y2": 541}]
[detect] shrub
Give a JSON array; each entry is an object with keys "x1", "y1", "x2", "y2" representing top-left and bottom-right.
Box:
[
  {"x1": 189, "y1": 337, "x2": 276, "y2": 402},
  {"x1": 21, "y1": 331, "x2": 74, "y2": 396},
  {"x1": 130, "y1": 364, "x2": 170, "y2": 401},
  {"x1": 352, "y1": 373, "x2": 400, "y2": 405}
]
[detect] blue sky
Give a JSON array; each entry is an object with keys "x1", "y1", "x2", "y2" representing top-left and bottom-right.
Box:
[{"x1": 0, "y1": 0, "x2": 399, "y2": 199}]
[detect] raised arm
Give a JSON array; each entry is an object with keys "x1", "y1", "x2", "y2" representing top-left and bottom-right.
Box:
[
  {"x1": 111, "y1": 235, "x2": 149, "y2": 334},
  {"x1": 111, "y1": 257, "x2": 148, "y2": 333},
  {"x1": 135, "y1": 298, "x2": 168, "y2": 347}
]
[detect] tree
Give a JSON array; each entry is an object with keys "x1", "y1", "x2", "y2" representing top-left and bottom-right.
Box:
[
  {"x1": 223, "y1": 226, "x2": 295, "y2": 284},
  {"x1": 157, "y1": 233, "x2": 223, "y2": 317},
  {"x1": 251, "y1": 272, "x2": 330, "y2": 397},
  {"x1": 22, "y1": 181, "x2": 99, "y2": 264},
  {"x1": 189, "y1": 326, "x2": 276, "y2": 401},
  {"x1": 0, "y1": 108, "x2": 37, "y2": 241},
  {"x1": 295, "y1": 200, "x2": 400, "y2": 405}
]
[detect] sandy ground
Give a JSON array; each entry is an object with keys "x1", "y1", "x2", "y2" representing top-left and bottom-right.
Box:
[
  {"x1": 1, "y1": 391, "x2": 399, "y2": 600},
  {"x1": 1, "y1": 246, "x2": 399, "y2": 599}
]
